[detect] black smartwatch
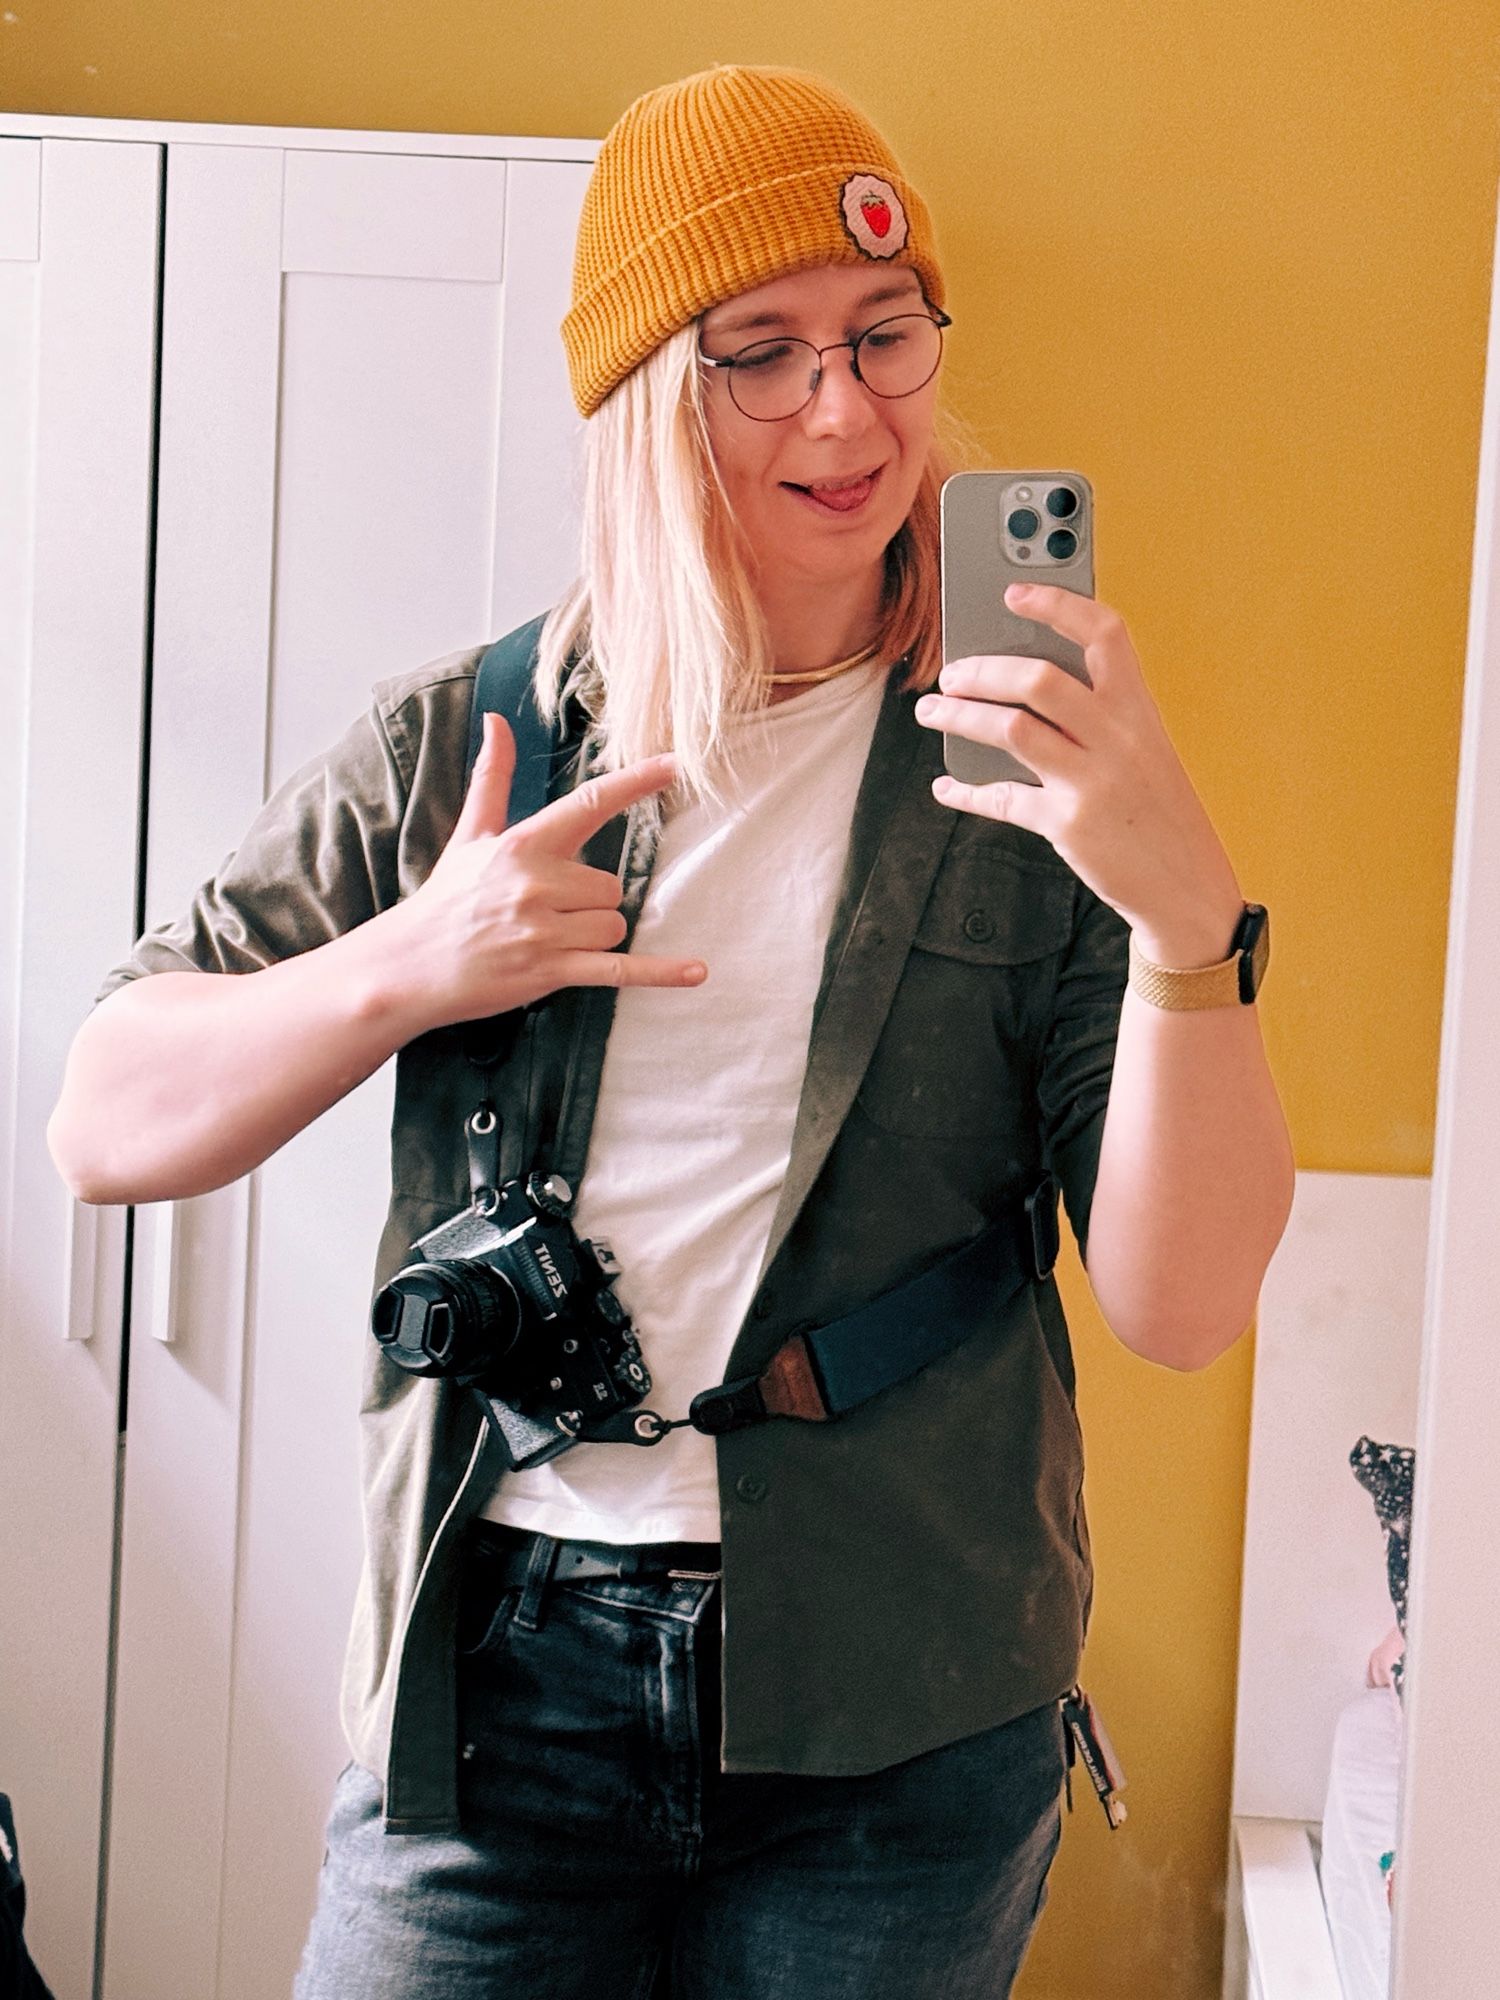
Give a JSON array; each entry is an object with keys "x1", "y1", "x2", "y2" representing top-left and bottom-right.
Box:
[
  {"x1": 1127, "y1": 900, "x2": 1271, "y2": 1011},
  {"x1": 1231, "y1": 902, "x2": 1271, "y2": 1004}
]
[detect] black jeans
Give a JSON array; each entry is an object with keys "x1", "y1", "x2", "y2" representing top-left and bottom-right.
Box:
[{"x1": 295, "y1": 1529, "x2": 1067, "y2": 1999}]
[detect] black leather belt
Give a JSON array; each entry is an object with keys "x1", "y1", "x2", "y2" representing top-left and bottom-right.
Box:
[{"x1": 469, "y1": 1520, "x2": 722, "y2": 1584}]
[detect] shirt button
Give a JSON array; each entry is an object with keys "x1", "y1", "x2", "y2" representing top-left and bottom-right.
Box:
[
  {"x1": 964, "y1": 909, "x2": 995, "y2": 943},
  {"x1": 735, "y1": 1473, "x2": 769, "y2": 1504}
]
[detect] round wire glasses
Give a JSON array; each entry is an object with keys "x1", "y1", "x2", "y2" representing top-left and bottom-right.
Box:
[{"x1": 699, "y1": 308, "x2": 952, "y2": 422}]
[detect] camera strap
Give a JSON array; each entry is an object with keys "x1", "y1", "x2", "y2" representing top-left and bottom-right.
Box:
[
  {"x1": 459, "y1": 621, "x2": 1066, "y2": 1448},
  {"x1": 456, "y1": 615, "x2": 561, "y2": 1203},
  {"x1": 463, "y1": 612, "x2": 560, "y2": 829},
  {"x1": 584, "y1": 1172, "x2": 1062, "y2": 1446},
  {"x1": 460, "y1": 616, "x2": 660, "y2": 1204}
]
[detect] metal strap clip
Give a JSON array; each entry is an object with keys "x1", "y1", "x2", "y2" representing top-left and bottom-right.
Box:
[{"x1": 1025, "y1": 1173, "x2": 1061, "y2": 1281}]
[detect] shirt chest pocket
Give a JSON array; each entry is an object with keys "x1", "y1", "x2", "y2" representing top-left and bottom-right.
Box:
[{"x1": 854, "y1": 851, "x2": 1075, "y2": 1141}]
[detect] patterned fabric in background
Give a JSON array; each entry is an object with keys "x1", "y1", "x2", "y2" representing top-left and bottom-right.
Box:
[
  {"x1": 1350, "y1": 1436, "x2": 1417, "y2": 1700},
  {"x1": 0, "y1": 1792, "x2": 56, "y2": 2000}
]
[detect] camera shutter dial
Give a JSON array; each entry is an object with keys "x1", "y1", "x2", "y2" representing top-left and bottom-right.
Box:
[{"x1": 527, "y1": 1172, "x2": 574, "y2": 1219}]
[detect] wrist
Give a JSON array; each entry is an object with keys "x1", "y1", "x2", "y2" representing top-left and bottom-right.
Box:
[
  {"x1": 337, "y1": 903, "x2": 445, "y2": 1045},
  {"x1": 1129, "y1": 891, "x2": 1247, "y2": 971}
]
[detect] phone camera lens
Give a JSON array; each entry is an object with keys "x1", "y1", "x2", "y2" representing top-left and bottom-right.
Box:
[
  {"x1": 1046, "y1": 529, "x2": 1078, "y2": 560},
  {"x1": 1045, "y1": 487, "x2": 1078, "y2": 519},
  {"x1": 1007, "y1": 507, "x2": 1040, "y2": 539}
]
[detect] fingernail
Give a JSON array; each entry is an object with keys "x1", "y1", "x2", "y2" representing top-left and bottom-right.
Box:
[
  {"x1": 915, "y1": 695, "x2": 939, "y2": 718},
  {"x1": 1005, "y1": 584, "x2": 1030, "y2": 603}
]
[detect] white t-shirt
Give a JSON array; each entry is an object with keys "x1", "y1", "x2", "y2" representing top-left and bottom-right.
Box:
[{"x1": 480, "y1": 659, "x2": 889, "y2": 1544}]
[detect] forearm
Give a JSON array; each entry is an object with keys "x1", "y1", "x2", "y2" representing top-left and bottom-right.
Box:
[
  {"x1": 49, "y1": 742, "x2": 697, "y2": 1209},
  {"x1": 1082, "y1": 901, "x2": 1296, "y2": 1371},
  {"x1": 48, "y1": 909, "x2": 433, "y2": 1206}
]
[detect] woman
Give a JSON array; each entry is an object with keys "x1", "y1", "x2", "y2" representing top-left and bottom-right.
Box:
[{"x1": 51, "y1": 63, "x2": 1294, "y2": 2000}]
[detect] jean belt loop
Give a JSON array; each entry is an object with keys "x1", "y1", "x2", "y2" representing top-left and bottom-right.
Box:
[{"x1": 514, "y1": 1533, "x2": 560, "y2": 1632}]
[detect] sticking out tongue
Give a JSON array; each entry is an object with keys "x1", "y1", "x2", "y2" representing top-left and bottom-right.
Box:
[{"x1": 799, "y1": 475, "x2": 875, "y2": 513}]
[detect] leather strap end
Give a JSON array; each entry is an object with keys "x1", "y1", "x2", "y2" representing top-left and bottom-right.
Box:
[
  {"x1": 757, "y1": 1335, "x2": 829, "y2": 1423},
  {"x1": 688, "y1": 1375, "x2": 768, "y2": 1436}
]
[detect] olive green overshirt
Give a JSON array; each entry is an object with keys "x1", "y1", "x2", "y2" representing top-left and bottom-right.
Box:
[{"x1": 96, "y1": 641, "x2": 1130, "y2": 1832}]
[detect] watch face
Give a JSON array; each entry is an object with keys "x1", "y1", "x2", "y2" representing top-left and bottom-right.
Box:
[{"x1": 1236, "y1": 903, "x2": 1269, "y2": 1002}]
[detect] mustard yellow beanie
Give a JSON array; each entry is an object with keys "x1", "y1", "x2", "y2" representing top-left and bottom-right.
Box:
[{"x1": 561, "y1": 64, "x2": 945, "y2": 419}]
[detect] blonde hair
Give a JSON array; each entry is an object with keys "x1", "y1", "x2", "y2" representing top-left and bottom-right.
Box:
[{"x1": 536, "y1": 317, "x2": 982, "y2": 802}]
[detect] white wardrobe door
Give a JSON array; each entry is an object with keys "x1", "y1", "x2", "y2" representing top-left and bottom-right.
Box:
[
  {"x1": 103, "y1": 141, "x2": 588, "y2": 2000},
  {"x1": 0, "y1": 137, "x2": 159, "y2": 2000}
]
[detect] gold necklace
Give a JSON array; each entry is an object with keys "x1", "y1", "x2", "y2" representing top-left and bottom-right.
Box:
[{"x1": 767, "y1": 638, "x2": 885, "y2": 688}]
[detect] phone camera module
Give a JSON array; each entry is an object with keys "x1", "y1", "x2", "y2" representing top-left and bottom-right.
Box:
[
  {"x1": 1007, "y1": 507, "x2": 1041, "y2": 540},
  {"x1": 1045, "y1": 486, "x2": 1078, "y2": 519},
  {"x1": 1046, "y1": 529, "x2": 1078, "y2": 560}
]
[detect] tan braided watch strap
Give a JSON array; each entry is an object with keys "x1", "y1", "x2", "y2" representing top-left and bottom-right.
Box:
[
  {"x1": 1127, "y1": 935, "x2": 1241, "y2": 1009},
  {"x1": 1127, "y1": 902, "x2": 1269, "y2": 1011}
]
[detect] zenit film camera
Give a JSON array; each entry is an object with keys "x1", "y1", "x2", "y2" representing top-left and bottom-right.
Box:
[{"x1": 370, "y1": 1171, "x2": 650, "y2": 1471}]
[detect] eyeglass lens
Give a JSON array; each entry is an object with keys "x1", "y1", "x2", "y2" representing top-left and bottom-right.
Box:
[{"x1": 723, "y1": 315, "x2": 944, "y2": 421}]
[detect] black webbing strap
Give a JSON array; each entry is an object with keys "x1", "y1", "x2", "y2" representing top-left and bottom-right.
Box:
[
  {"x1": 688, "y1": 1175, "x2": 1062, "y2": 1436},
  {"x1": 464, "y1": 612, "x2": 558, "y2": 807},
  {"x1": 456, "y1": 614, "x2": 563, "y2": 1091},
  {"x1": 460, "y1": 617, "x2": 658, "y2": 1193}
]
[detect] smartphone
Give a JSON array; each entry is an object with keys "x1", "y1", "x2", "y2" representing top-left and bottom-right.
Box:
[{"x1": 939, "y1": 469, "x2": 1096, "y2": 788}]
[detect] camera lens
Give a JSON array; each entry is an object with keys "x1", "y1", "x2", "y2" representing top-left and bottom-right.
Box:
[
  {"x1": 1046, "y1": 529, "x2": 1078, "y2": 560},
  {"x1": 1045, "y1": 486, "x2": 1078, "y2": 519},
  {"x1": 372, "y1": 1258, "x2": 522, "y2": 1384},
  {"x1": 1007, "y1": 507, "x2": 1040, "y2": 540}
]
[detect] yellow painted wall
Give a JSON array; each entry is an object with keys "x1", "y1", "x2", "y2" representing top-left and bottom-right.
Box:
[{"x1": 7, "y1": 3, "x2": 1498, "y2": 1993}]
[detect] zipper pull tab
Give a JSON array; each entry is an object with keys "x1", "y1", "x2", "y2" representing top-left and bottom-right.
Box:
[{"x1": 1061, "y1": 1685, "x2": 1128, "y2": 1830}]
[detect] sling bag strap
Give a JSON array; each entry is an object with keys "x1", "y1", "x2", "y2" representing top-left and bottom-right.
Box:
[{"x1": 465, "y1": 622, "x2": 1064, "y2": 1438}]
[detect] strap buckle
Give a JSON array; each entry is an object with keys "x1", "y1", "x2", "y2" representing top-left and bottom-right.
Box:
[{"x1": 1025, "y1": 1174, "x2": 1060, "y2": 1282}]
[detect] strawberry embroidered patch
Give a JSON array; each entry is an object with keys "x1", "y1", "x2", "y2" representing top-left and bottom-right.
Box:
[{"x1": 839, "y1": 174, "x2": 909, "y2": 259}]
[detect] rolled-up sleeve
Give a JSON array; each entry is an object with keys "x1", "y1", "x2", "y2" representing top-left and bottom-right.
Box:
[
  {"x1": 92, "y1": 678, "x2": 441, "y2": 1008},
  {"x1": 1035, "y1": 878, "x2": 1129, "y2": 1267}
]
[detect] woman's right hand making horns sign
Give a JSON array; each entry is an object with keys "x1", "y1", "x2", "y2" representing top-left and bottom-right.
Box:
[{"x1": 379, "y1": 711, "x2": 707, "y2": 1033}]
